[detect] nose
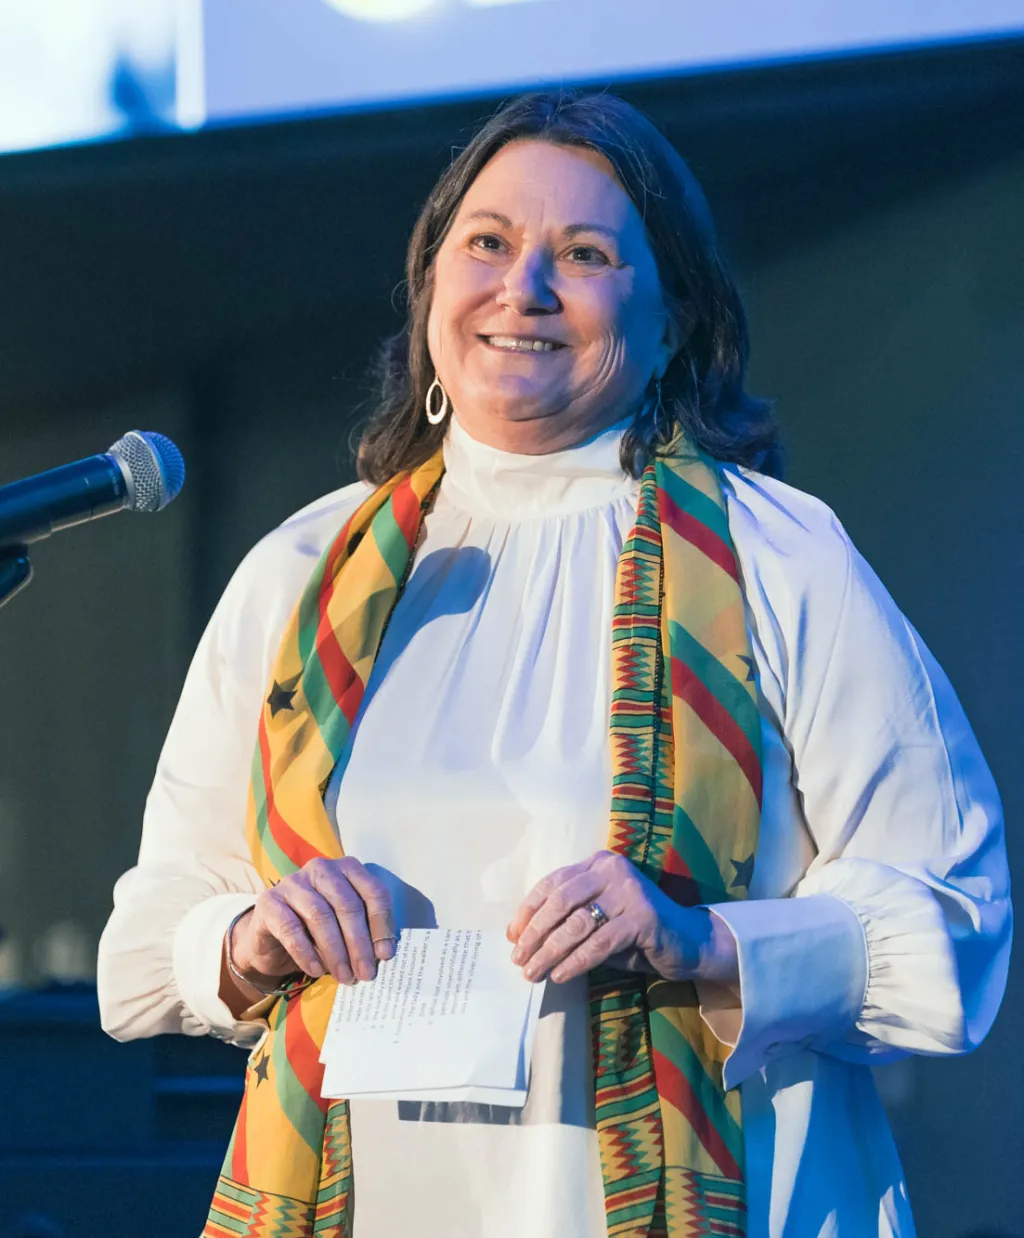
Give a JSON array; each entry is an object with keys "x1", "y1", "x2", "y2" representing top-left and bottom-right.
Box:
[{"x1": 496, "y1": 247, "x2": 560, "y2": 316}]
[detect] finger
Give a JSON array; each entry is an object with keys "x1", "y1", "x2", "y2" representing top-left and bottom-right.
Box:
[
  {"x1": 260, "y1": 896, "x2": 339, "y2": 981},
  {"x1": 333, "y1": 858, "x2": 397, "y2": 963},
  {"x1": 511, "y1": 870, "x2": 608, "y2": 967},
  {"x1": 506, "y1": 861, "x2": 593, "y2": 944},
  {"x1": 306, "y1": 859, "x2": 378, "y2": 981},
  {"x1": 521, "y1": 903, "x2": 610, "y2": 981},
  {"x1": 547, "y1": 920, "x2": 630, "y2": 984},
  {"x1": 280, "y1": 881, "x2": 355, "y2": 984},
  {"x1": 367, "y1": 908, "x2": 396, "y2": 957}
]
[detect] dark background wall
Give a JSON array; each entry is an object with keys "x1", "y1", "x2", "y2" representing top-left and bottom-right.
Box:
[{"x1": 0, "y1": 40, "x2": 1021, "y2": 1237}]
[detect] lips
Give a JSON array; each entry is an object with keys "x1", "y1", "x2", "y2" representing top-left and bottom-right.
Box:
[{"x1": 480, "y1": 335, "x2": 566, "y2": 353}]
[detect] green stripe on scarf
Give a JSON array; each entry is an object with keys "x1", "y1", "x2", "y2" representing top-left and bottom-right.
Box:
[
  {"x1": 205, "y1": 441, "x2": 760, "y2": 1238},
  {"x1": 668, "y1": 621, "x2": 761, "y2": 757}
]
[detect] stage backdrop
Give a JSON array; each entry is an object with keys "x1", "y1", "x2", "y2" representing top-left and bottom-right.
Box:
[
  {"x1": 4, "y1": 1, "x2": 1024, "y2": 156},
  {"x1": 184, "y1": 0, "x2": 1024, "y2": 126}
]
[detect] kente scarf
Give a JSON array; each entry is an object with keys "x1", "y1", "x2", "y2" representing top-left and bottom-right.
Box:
[{"x1": 204, "y1": 439, "x2": 761, "y2": 1238}]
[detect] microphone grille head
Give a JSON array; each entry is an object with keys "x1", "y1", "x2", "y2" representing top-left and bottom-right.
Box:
[{"x1": 109, "y1": 431, "x2": 186, "y2": 512}]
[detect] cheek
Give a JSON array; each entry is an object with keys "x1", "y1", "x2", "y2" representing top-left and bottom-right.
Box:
[
  {"x1": 621, "y1": 297, "x2": 669, "y2": 374},
  {"x1": 426, "y1": 255, "x2": 457, "y2": 361},
  {"x1": 573, "y1": 279, "x2": 663, "y2": 370},
  {"x1": 428, "y1": 260, "x2": 491, "y2": 362},
  {"x1": 575, "y1": 272, "x2": 632, "y2": 329},
  {"x1": 426, "y1": 295, "x2": 464, "y2": 372}
]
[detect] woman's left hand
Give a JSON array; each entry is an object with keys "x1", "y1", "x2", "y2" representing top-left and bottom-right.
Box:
[{"x1": 506, "y1": 850, "x2": 737, "y2": 986}]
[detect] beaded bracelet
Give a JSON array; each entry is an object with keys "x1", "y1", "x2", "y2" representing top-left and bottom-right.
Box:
[{"x1": 225, "y1": 907, "x2": 303, "y2": 998}]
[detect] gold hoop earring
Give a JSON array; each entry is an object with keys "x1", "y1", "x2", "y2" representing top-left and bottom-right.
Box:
[{"x1": 425, "y1": 376, "x2": 450, "y2": 426}]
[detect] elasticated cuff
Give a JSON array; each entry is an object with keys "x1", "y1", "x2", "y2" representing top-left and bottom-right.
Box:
[
  {"x1": 696, "y1": 894, "x2": 868, "y2": 1089},
  {"x1": 172, "y1": 890, "x2": 263, "y2": 1047}
]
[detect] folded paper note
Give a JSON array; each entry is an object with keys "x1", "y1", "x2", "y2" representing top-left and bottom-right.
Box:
[{"x1": 320, "y1": 928, "x2": 545, "y2": 1107}]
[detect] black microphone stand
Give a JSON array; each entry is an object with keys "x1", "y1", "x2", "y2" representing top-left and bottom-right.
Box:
[{"x1": 0, "y1": 547, "x2": 32, "y2": 609}]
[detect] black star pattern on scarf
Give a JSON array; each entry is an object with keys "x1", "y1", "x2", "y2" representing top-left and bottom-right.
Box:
[
  {"x1": 730, "y1": 853, "x2": 755, "y2": 890},
  {"x1": 737, "y1": 654, "x2": 756, "y2": 683},
  {"x1": 267, "y1": 674, "x2": 300, "y2": 718},
  {"x1": 252, "y1": 1052, "x2": 270, "y2": 1086}
]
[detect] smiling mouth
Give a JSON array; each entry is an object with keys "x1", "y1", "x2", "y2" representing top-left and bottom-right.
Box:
[{"x1": 480, "y1": 335, "x2": 566, "y2": 354}]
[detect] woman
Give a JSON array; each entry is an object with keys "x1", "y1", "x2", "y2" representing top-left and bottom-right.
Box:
[{"x1": 97, "y1": 91, "x2": 1011, "y2": 1238}]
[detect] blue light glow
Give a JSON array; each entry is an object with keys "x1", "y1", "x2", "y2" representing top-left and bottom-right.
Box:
[{"x1": 0, "y1": 0, "x2": 177, "y2": 154}]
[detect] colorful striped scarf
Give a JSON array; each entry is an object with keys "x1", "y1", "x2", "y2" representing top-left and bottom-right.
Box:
[{"x1": 204, "y1": 439, "x2": 761, "y2": 1238}]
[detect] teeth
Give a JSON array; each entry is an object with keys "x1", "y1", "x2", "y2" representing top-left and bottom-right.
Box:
[{"x1": 486, "y1": 336, "x2": 559, "y2": 353}]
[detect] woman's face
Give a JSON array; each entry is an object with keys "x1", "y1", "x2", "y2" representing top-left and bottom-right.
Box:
[{"x1": 427, "y1": 139, "x2": 678, "y2": 453}]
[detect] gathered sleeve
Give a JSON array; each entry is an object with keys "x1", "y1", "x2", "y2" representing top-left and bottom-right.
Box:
[
  {"x1": 97, "y1": 487, "x2": 367, "y2": 1048},
  {"x1": 702, "y1": 488, "x2": 1011, "y2": 1089},
  {"x1": 97, "y1": 554, "x2": 270, "y2": 1047}
]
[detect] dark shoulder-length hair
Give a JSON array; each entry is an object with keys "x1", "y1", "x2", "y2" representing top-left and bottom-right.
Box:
[{"x1": 356, "y1": 89, "x2": 783, "y2": 483}]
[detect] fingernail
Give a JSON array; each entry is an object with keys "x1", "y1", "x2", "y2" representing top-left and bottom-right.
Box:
[
  {"x1": 357, "y1": 963, "x2": 376, "y2": 982},
  {"x1": 511, "y1": 945, "x2": 525, "y2": 965},
  {"x1": 374, "y1": 938, "x2": 395, "y2": 962},
  {"x1": 523, "y1": 963, "x2": 538, "y2": 981}
]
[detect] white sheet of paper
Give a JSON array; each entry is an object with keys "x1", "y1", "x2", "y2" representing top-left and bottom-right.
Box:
[
  {"x1": 344, "y1": 979, "x2": 548, "y2": 1105},
  {"x1": 319, "y1": 928, "x2": 544, "y2": 1106}
]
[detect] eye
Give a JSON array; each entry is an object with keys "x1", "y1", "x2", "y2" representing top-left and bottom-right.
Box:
[
  {"x1": 564, "y1": 244, "x2": 610, "y2": 266},
  {"x1": 470, "y1": 233, "x2": 507, "y2": 254}
]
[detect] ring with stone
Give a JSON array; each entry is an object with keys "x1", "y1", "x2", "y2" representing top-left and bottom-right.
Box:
[{"x1": 587, "y1": 901, "x2": 609, "y2": 929}]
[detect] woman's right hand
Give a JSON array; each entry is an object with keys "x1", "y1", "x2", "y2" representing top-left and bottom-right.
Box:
[{"x1": 229, "y1": 856, "x2": 396, "y2": 994}]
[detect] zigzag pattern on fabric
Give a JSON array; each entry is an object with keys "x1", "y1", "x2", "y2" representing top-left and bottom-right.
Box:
[
  {"x1": 665, "y1": 1168, "x2": 746, "y2": 1236},
  {"x1": 205, "y1": 440, "x2": 761, "y2": 1237},
  {"x1": 313, "y1": 1099, "x2": 354, "y2": 1231},
  {"x1": 206, "y1": 1180, "x2": 314, "y2": 1238},
  {"x1": 596, "y1": 452, "x2": 759, "y2": 1235}
]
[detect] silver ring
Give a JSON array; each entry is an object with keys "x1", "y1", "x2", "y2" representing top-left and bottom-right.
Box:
[{"x1": 587, "y1": 901, "x2": 609, "y2": 929}]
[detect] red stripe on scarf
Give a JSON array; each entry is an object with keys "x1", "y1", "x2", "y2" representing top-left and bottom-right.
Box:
[
  {"x1": 597, "y1": 1072, "x2": 658, "y2": 1104},
  {"x1": 257, "y1": 717, "x2": 322, "y2": 870},
  {"x1": 659, "y1": 490, "x2": 739, "y2": 583},
  {"x1": 390, "y1": 475, "x2": 423, "y2": 547},
  {"x1": 230, "y1": 1086, "x2": 249, "y2": 1182},
  {"x1": 211, "y1": 1196, "x2": 251, "y2": 1222},
  {"x1": 313, "y1": 508, "x2": 374, "y2": 728},
  {"x1": 651, "y1": 1047, "x2": 743, "y2": 1180},
  {"x1": 309, "y1": 485, "x2": 423, "y2": 730},
  {"x1": 659, "y1": 847, "x2": 703, "y2": 907},
  {"x1": 607, "y1": 1184, "x2": 661, "y2": 1210},
  {"x1": 315, "y1": 620, "x2": 366, "y2": 726},
  {"x1": 284, "y1": 1001, "x2": 331, "y2": 1117},
  {"x1": 662, "y1": 846, "x2": 694, "y2": 880},
  {"x1": 312, "y1": 474, "x2": 424, "y2": 729},
  {"x1": 670, "y1": 659, "x2": 763, "y2": 807}
]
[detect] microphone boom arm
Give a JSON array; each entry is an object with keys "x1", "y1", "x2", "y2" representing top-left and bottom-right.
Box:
[{"x1": 0, "y1": 547, "x2": 33, "y2": 610}]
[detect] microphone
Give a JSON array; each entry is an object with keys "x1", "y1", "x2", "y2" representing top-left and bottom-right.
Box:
[{"x1": 0, "y1": 431, "x2": 186, "y2": 550}]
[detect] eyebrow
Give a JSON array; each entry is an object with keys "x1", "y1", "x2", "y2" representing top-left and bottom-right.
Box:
[
  {"x1": 465, "y1": 210, "x2": 514, "y2": 228},
  {"x1": 464, "y1": 210, "x2": 620, "y2": 244},
  {"x1": 563, "y1": 222, "x2": 620, "y2": 243}
]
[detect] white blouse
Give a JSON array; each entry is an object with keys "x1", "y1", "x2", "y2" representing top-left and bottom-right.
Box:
[{"x1": 97, "y1": 414, "x2": 1011, "y2": 1238}]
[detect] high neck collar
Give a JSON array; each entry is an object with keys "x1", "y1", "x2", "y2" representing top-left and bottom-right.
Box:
[{"x1": 439, "y1": 413, "x2": 638, "y2": 520}]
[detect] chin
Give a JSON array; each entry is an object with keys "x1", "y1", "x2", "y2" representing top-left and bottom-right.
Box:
[{"x1": 460, "y1": 377, "x2": 564, "y2": 424}]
